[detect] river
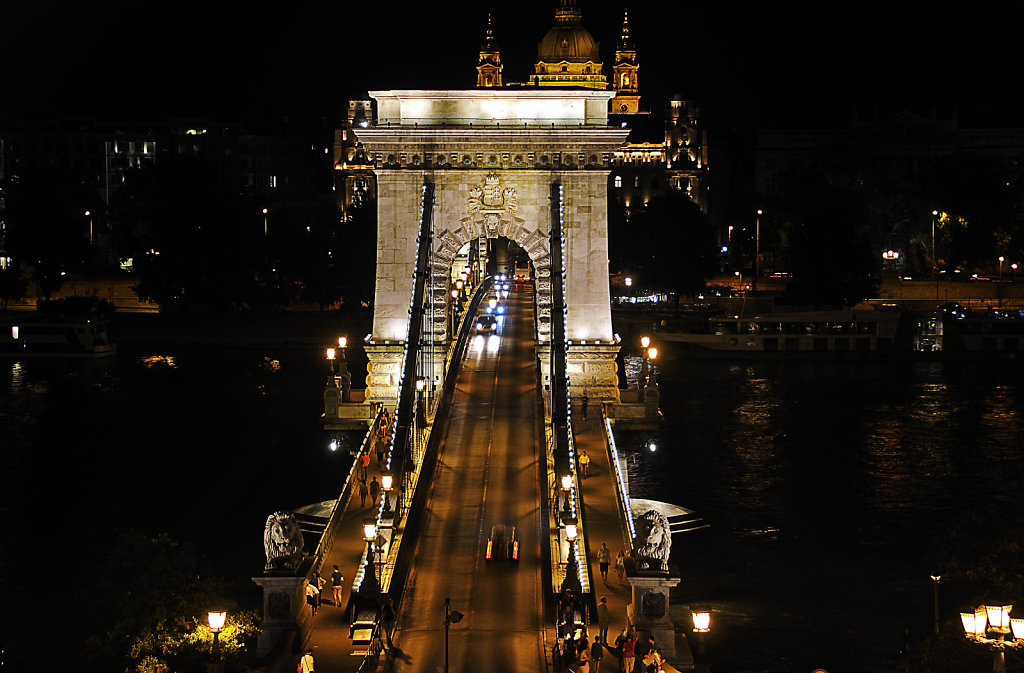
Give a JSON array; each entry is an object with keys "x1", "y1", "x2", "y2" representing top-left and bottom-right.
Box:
[{"x1": 4, "y1": 344, "x2": 1023, "y2": 671}]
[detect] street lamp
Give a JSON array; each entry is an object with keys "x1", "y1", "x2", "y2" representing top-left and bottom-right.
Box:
[
  {"x1": 960, "y1": 603, "x2": 1024, "y2": 672},
  {"x1": 999, "y1": 256, "x2": 1005, "y2": 282},
  {"x1": 262, "y1": 208, "x2": 269, "y2": 237},
  {"x1": 932, "y1": 210, "x2": 939, "y2": 299},
  {"x1": 754, "y1": 209, "x2": 762, "y2": 291},
  {"x1": 84, "y1": 210, "x2": 93, "y2": 246},
  {"x1": 560, "y1": 473, "x2": 573, "y2": 517},
  {"x1": 208, "y1": 610, "x2": 226, "y2": 663},
  {"x1": 639, "y1": 336, "x2": 652, "y2": 388},
  {"x1": 381, "y1": 471, "x2": 394, "y2": 513},
  {"x1": 931, "y1": 575, "x2": 941, "y2": 635},
  {"x1": 336, "y1": 336, "x2": 350, "y2": 402},
  {"x1": 692, "y1": 607, "x2": 711, "y2": 656},
  {"x1": 444, "y1": 598, "x2": 464, "y2": 673},
  {"x1": 362, "y1": 520, "x2": 381, "y2": 589},
  {"x1": 326, "y1": 347, "x2": 336, "y2": 374}
]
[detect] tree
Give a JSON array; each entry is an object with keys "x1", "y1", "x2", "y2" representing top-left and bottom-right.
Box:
[
  {"x1": 109, "y1": 157, "x2": 263, "y2": 311},
  {"x1": 1, "y1": 167, "x2": 97, "y2": 299},
  {"x1": 771, "y1": 167, "x2": 879, "y2": 307},
  {"x1": 73, "y1": 530, "x2": 258, "y2": 673},
  {"x1": 0, "y1": 266, "x2": 28, "y2": 310},
  {"x1": 609, "y1": 191, "x2": 718, "y2": 301}
]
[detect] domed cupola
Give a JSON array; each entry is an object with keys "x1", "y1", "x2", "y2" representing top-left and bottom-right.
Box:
[{"x1": 533, "y1": 0, "x2": 607, "y2": 90}]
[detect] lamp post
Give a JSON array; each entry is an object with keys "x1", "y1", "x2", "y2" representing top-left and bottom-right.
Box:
[
  {"x1": 931, "y1": 575, "x2": 941, "y2": 635},
  {"x1": 692, "y1": 607, "x2": 711, "y2": 656},
  {"x1": 381, "y1": 471, "x2": 394, "y2": 513},
  {"x1": 932, "y1": 210, "x2": 939, "y2": 299},
  {"x1": 262, "y1": 208, "x2": 269, "y2": 237},
  {"x1": 561, "y1": 517, "x2": 582, "y2": 595},
  {"x1": 84, "y1": 210, "x2": 93, "y2": 246},
  {"x1": 999, "y1": 256, "x2": 1005, "y2": 282},
  {"x1": 336, "y1": 336, "x2": 350, "y2": 402},
  {"x1": 961, "y1": 603, "x2": 1024, "y2": 672},
  {"x1": 362, "y1": 521, "x2": 381, "y2": 592},
  {"x1": 754, "y1": 209, "x2": 762, "y2": 291},
  {"x1": 208, "y1": 610, "x2": 226, "y2": 668},
  {"x1": 560, "y1": 473, "x2": 573, "y2": 518},
  {"x1": 444, "y1": 598, "x2": 464, "y2": 673},
  {"x1": 450, "y1": 288, "x2": 460, "y2": 339},
  {"x1": 639, "y1": 336, "x2": 652, "y2": 388}
]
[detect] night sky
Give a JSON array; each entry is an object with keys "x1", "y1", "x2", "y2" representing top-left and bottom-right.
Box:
[{"x1": 2, "y1": 1, "x2": 1020, "y2": 126}]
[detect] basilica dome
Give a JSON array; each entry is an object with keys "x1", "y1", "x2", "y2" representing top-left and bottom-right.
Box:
[{"x1": 536, "y1": 0, "x2": 600, "y2": 64}]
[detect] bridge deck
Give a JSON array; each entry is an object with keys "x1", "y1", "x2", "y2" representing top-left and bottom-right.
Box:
[{"x1": 297, "y1": 282, "x2": 690, "y2": 672}]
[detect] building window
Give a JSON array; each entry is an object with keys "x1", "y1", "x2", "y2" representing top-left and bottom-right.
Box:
[
  {"x1": 269, "y1": 175, "x2": 277, "y2": 188},
  {"x1": 614, "y1": 175, "x2": 622, "y2": 188}
]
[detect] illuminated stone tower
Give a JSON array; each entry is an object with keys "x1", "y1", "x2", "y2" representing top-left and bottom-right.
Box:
[
  {"x1": 533, "y1": 0, "x2": 607, "y2": 90},
  {"x1": 610, "y1": 9, "x2": 640, "y2": 114},
  {"x1": 476, "y1": 12, "x2": 503, "y2": 88}
]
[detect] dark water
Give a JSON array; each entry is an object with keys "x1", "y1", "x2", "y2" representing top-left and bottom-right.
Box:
[
  {"x1": 623, "y1": 353, "x2": 1024, "y2": 673},
  {"x1": 4, "y1": 346, "x2": 1024, "y2": 671}
]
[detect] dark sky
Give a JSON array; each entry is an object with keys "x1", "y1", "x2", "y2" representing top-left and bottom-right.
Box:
[{"x1": 2, "y1": 1, "x2": 1019, "y2": 126}]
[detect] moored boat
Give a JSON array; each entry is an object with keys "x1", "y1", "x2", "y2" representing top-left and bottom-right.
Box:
[{"x1": 1, "y1": 315, "x2": 117, "y2": 357}]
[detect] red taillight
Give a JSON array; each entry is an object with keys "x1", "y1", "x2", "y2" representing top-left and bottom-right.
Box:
[
  {"x1": 486, "y1": 541, "x2": 493, "y2": 559},
  {"x1": 512, "y1": 541, "x2": 519, "y2": 559}
]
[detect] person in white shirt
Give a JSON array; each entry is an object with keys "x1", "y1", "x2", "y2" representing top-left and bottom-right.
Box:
[{"x1": 300, "y1": 648, "x2": 315, "y2": 672}]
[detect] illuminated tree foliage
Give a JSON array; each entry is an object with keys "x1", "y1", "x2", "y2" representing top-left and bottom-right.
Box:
[{"x1": 74, "y1": 530, "x2": 258, "y2": 673}]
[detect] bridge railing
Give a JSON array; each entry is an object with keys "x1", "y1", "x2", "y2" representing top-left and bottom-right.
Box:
[
  {"x1": 602, "y1": 410, "x2": 637, "y2": 551},
  {"x1": 350, "y1": 277, "x2": 493, "y2": 673}
]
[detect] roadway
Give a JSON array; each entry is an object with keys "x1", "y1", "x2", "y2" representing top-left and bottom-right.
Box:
[{"x1": 386, "y1": 282, "x2": 546, "y2": 672}]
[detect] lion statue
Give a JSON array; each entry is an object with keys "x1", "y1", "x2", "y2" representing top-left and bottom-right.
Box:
[
  {"x1": 632, "y1": 509, "x2": 671, "y2": 572},
  {"x1": 264, "y1": 511, "x2": 304, "y2": 572}
]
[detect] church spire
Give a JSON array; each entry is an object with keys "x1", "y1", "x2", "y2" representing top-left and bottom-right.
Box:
[
  {"x1": 476, "y1": 11, "x2": 503, "y2": 87},
  {"x1": 611, "y1": 7, "x2": 640, "y2": 113}
]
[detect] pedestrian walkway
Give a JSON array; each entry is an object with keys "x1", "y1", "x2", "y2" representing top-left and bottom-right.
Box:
[
  {"x1": 299, "y1": 447, "x2": 398, "y2": 673},
  {"x1": 569, "y1": 406, "x2": 692, "y2": 673}
]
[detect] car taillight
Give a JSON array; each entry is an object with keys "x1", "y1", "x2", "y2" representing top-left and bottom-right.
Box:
[
  {"x1": 486, "y1": 541, "x2": 493, "y2": 559},
  {"x1": 512, "y1": 541, "x2": 519, "y2": 559}
]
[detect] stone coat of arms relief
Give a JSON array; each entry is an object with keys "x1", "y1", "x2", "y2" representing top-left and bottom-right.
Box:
[{"x1": 465, "y1": 172, "x2": 520, "y2": 239}]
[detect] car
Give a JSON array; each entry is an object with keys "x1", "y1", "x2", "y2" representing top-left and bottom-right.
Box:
[
  {"x1": 485, "y1": 524, "x2": 519, "y2": 562},
  {"x1": 475, "y1": 314, "x2": 498, "y2": 334}
]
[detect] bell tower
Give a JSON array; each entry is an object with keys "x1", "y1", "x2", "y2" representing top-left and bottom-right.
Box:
[
  {"x1": 611, "y1": 8, "x2": 640, "y2": 114},
  {"x1": 476, "y1": 12, "x2": 503, "y2": 88}
]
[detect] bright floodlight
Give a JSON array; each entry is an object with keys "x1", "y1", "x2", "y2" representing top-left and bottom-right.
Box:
[
  {"x1": 208, "y1": 611, "x2": 227, "y2": 632},
  {"x1": 692, "y1": 609, "x2": 711, "y2": 632}
]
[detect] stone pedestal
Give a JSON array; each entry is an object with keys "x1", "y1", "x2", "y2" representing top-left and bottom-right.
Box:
[
  {"x1": 626, "y1": 572, "x2": 681, "y2": 658},
  {"x1": 364, "y1": 343, "x2": 405, "y2": 403},
  {"x1": 251, "y1": 573, "x2": 309, "y2": 656},
  {"x1": 537, "y1": 342, "x2": 621, "y2": 404}
]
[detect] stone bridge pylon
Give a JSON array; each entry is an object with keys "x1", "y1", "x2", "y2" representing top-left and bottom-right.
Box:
[{"x1": 357, "y1": 89, "x2": 629, "y2": 403}]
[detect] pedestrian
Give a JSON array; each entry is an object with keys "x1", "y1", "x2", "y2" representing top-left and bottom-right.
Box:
[
  {"x1": 331, "y1": 564, "x2": 344, "y2": 606},
  {"x1": 305, "y1": 574, "x2": 321, "y2": 617},
  {"x1": 376, "y1": 434, "x2": 387, "y2": 465},
  {"x1": 360, "y1": 451, "x2": 371, "y2": 481},
  {"x1": 582, "y1": 391, "x2": 589, "y2": 419},
  {"x1": 641, "y1": 644, "x2": 663, "y2": 673},
  {"x1": 579, "y1": 450, "x2": 590, "y2": 478},
  {"x1": 590, "y1": 637, "x2": 604, "y2": 673},
  {"x1": 359, "y1": 479, "x2": 369, "y2": 508},
  {"x1": 621, "y1": 629, "x2": 636, "y2": 673},
  {"x1": 299, "y1": 648, "x2": 315, "y2": 673},
  {"x1": 370, "y1": 476, "x2": 381, "y2": 507},
  {"x1": 381, "y1": 595, "x2": 396, "y2": 649},
  {"x1": 577, "y1": 639, "x2": 591, "y2": 673},
  {"x1": 615, "y1": 549, "x2": 626, "y2": 583},
  {"x1": 597, "y1": 595, "x2": 610, "y2": 644},
  {"x1": 597, "y1": 543, "x2": 611, "y2": 583}
]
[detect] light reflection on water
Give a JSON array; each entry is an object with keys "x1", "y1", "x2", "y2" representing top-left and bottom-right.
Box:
[{"x1": 621, "y1": 356, "x2": 1024, "y2": 672}]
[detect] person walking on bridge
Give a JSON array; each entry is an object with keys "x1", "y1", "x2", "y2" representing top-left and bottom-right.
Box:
[
  {"x1": 370, "y1": 476, "x2": 381, "y2": 507},
  {"x1": 598, "y1": 543, "x2": 611, "y2": 584},
  {"x1": 582, "y1": 391, "x2": 589, "y2": 419},
  {"x1": 300, "y1": 648, "x2": 315, "y2": 672},
  {"x1": 331, "y1": 564, "x2": 344, "y2": 607},
  {"x1": 579, "y1": 450, "x2": 591, "y2": 478},
  {"x1": 359, "y1": 479, "x2": 369, "y2": 508},
  {"x1": 597, "y1": 595, "x2": 611, "y2": 643}
]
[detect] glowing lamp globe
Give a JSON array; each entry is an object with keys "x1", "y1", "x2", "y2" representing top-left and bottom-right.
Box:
[
  {"x1": 561, "y1": 474, "x2": 573, "y2": 491},
  {"x1": 961, "y1": 607, "x2": 988, "y2": 637},
  {"x1": 363, "y1": 522, "x2": 377, "y2": 541},
  {"x1": 986, "y1": 605, "x2": 1013, "y2": 633},
  {"x1": 692, "y1": 610, "x2": 711, "y2": 633},
  {"x1": 648, "y1": 347, "x2": 658, "y2": 360},
  {"x1": 381, "y1": 473, "x2": 394, "y2": 491},
  {"x1": 416, "y1": 377, "x2": 426, "y2": 392},
  {"x1": 208, "y1": 610, "x2": 227, "y2": 633},
  {"x1": 326, "y1": 347, "x2": 336, "y2": 361},
  {"x1": 338, "y1": 336, "x2": 347, "y2": 348},
  {"x1": 640, "y1": 335, "x2": 651, "y2": 349},
  {"x1": 565, "y1": 520, "x2": 578, "y2": 541}
]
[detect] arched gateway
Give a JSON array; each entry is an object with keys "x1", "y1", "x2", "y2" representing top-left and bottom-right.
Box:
[{"x1": 359, "y1": 89, "x2": 628, "y2": 403}]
